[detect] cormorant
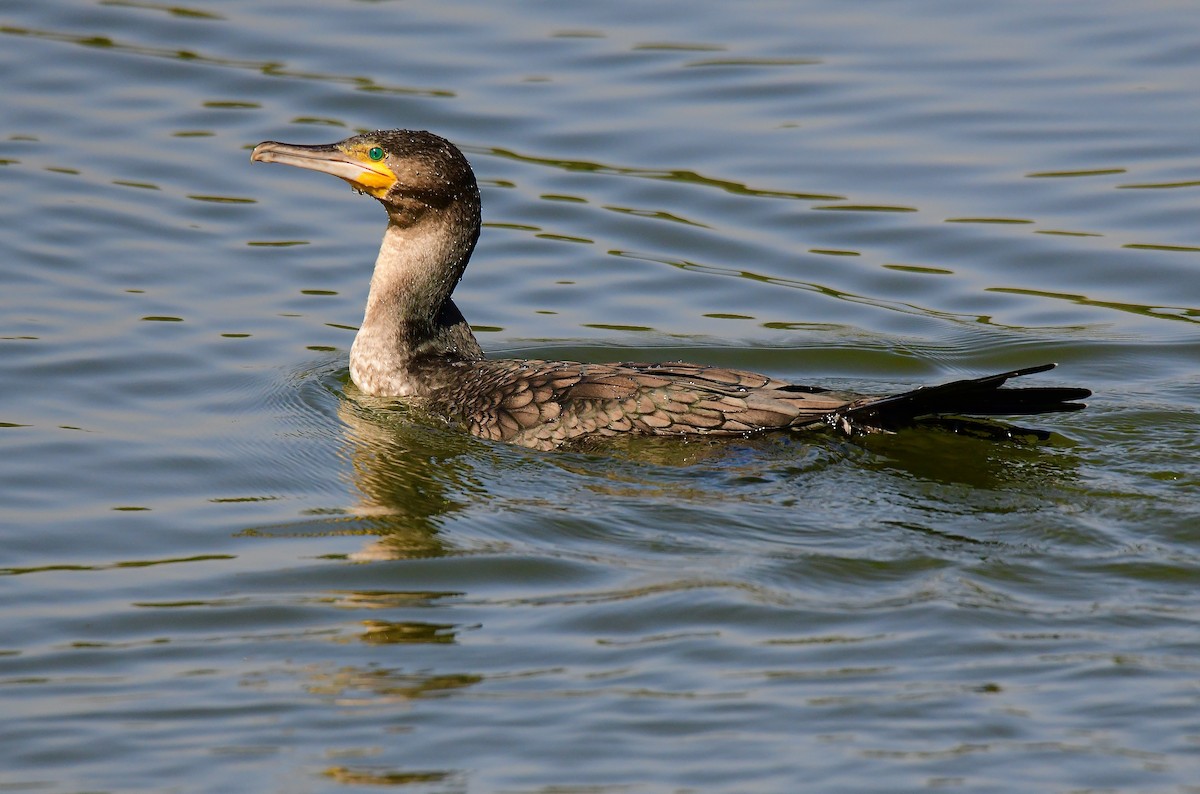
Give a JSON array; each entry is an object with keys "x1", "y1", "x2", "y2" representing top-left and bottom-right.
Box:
[{"x1": 251, "y1": 129, "x2": 1088, "y2": 450}]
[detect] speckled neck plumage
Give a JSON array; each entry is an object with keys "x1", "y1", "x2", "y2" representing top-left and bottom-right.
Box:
[
  {"x1": 350, "y1": 212, "x2": 484, "y2": 397},
  {"x1": 251, "y1": 128, "x2": 1090, "y2": 449}
]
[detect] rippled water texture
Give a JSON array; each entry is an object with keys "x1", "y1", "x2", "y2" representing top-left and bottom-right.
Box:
[{"x1": 3, "y1": 0, "x2": 1199, "y2": 791}]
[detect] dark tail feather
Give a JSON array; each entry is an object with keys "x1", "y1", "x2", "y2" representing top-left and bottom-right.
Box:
[{"x1": 835, "y1": 363, "x2": 1090, "y2": 432}]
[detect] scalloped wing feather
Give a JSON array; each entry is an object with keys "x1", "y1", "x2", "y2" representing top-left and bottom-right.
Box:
[{"x1": 437, "y1": 360, "x2": 853, "y2": 449}]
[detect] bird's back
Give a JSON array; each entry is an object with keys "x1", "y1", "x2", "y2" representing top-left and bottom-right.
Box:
[{"x1": 420, "y1": 359, "x2": 858, "y2": 450}]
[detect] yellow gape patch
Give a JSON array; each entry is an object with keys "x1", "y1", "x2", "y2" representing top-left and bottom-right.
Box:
[{"x1": 344, "y1": 145, "x2": 396, "y2": 197}]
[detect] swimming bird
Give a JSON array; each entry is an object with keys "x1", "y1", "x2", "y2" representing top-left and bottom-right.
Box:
[{"x1": 250, "y1": 129, "x2": 1089, "y2": 450}]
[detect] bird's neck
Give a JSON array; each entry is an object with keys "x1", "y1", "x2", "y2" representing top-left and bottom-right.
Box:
[{"x1": 350, "y1": 217, "x2": 483, "y2": 396}]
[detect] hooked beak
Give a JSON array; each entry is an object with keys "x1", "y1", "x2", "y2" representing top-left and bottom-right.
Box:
[{"x1": 250, "y1": 140, "x2": 396, "y2": 198}]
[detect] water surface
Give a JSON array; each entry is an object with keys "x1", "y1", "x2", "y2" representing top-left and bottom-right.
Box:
[{"x1": 2, "y1": 0, "x2": 1199, "y2": 791}]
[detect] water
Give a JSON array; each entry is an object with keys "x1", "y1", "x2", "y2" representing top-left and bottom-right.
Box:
[{"x1": 2, "y1": 0, "x2": 1199, "y2": 791}]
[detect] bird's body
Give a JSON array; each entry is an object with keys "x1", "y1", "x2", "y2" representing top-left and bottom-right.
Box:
[
  {"x1": 414, "y1": 358, "x2": 849, "y2": 450},
  {"x1": 251, "y1": 129, "x2": 1089, "y2": 450}
]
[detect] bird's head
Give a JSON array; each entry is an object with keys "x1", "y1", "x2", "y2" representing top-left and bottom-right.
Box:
[{"x1": 251, "y1": 129, "x2": 478, "y2": 220}]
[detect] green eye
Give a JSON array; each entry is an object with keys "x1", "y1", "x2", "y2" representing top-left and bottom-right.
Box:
[{"x1": 367, "y1": 146, "x2": 385, "y2": 161}]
